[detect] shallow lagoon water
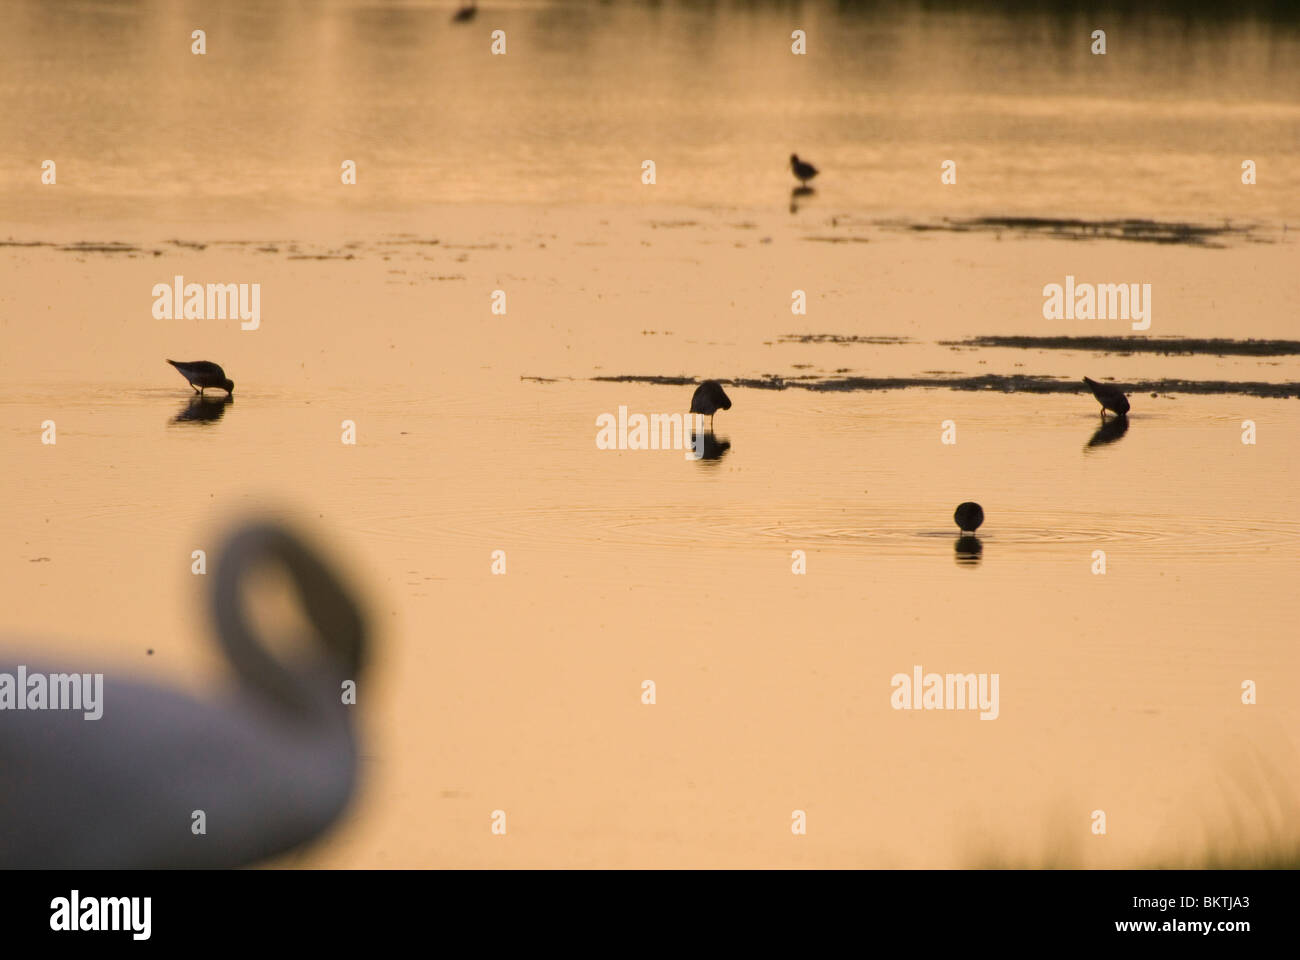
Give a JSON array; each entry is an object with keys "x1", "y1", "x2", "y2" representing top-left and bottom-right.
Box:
[
  {"x1": 2, "y1": 0, "x2": 1299, "y2": 867},
  {"x1": 4, "y1": 208, "x2": 1298, "y2": 867}
]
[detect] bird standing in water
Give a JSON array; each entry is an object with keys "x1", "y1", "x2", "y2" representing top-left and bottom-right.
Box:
[
  {"x1": 954, "y1": 502, "x2": 984, "y2": 534},
  {"x1": 790, "y1": 154, "x2": 818, "y2": 187},
  {"x1": 168, "y1": 360, "x2": 234, "y2": 396},
  {"x1": 1082, "y1": 376, "x2": 1129, "y2": 418},
  {"x1": 451, "y1": 0, "x2": 477, "y2": 22},
  {"x1": 690, "y1": 380, "x2": 732, "y2": 430}
]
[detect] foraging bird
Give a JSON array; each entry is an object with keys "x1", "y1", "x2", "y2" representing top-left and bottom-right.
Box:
[
  {"x1": 168, "y1": 359, "x2": 234, "y2": 396},
  {"x1": 954, "y1": 502, "x2": 984, "y2": 534},
  {"x1": 690, "y1": 380, "x2": 732, "y2": 430},
  {"x1": 790, "y1": 154, "x2": 818, "y2": 186},
  {"x1": 451, "y1": 0, "x2": 477, "y2": 21},
  {"x1": 1082, "y1": 376, "x2": 1129, "y2": 418}
]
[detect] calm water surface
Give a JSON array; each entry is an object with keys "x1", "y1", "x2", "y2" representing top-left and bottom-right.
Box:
[
  {"x1": 2, "y1": 1, "x2": 1298, "y2": 866},
  {"x1": 2, "y1": 0, "x2": 1298, "y2": 220}
]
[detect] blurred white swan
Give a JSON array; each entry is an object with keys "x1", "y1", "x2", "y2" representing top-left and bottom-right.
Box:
[{"x1": 0, "y1": 521, "x2": 369, "y2": 868}]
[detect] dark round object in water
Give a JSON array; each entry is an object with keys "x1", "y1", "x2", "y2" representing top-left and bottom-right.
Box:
[{"x1": 954, "y1": 501, "x2": 984, "y2": 533}]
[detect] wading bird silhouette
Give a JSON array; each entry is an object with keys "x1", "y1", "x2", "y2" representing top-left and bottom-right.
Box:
[
  {"x1": 690, "y1": 380, "x2": 732, "y2": 430},
  {"x1": 168, "y1": 359, "x2": 234, "y2": 396},
  {"x1": 1082, "y1": 376, "x2": 1129, "y2": 418},
  {"x1": 954, "y1": 501, "x2": 984, "y2": 534},
  {"x1": 790, "y1": 153, "x2": 818, "y2": 187}
]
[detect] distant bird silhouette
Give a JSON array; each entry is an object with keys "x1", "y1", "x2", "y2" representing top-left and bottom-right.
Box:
[
  {"x1": 690, "y1": 380, "x2": 732, "y2": 430},
  {"x1": 954, "y1": 501, "x2": 984, "y2": 534},
  {"x1": 1082, "y1": 376, "x2": 1129, "y2": 418},
  {"x1": 451, "y1": 0, "x2": 477, "y2": 21},
  {"x1": 168, "y1": 359, "x2": 234, "y2": 396},
  {"x1": 790, "y1": 154, "x2": 818, "y2": 186}
]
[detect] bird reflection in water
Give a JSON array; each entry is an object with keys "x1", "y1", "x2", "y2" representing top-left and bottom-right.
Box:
[
  {"x1": 172, "y1": 395, "x2": 233, "y2": 425},
  {"x1": 954, "y1": 535, "x2": 983, "y2": 565},
  {"x1": 688, "y1": 431, "x2": 731, "y2": 462},
  {"x1": 789, "y1": 186, "x2": 815, "y2": 214},
  {"x1": 1086, "y1": 414, "x2": 1129, "y2": 449}
]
